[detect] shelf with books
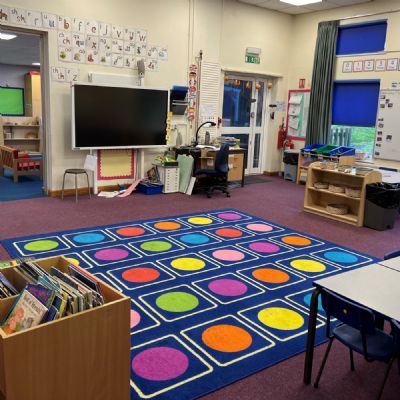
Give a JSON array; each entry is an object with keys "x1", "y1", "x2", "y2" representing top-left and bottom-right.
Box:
[{"x1": 0, "y1": 256, "x2": 130, "y2": 400}]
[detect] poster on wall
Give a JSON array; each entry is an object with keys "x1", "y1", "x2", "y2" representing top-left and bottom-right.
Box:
[
  {"x1": 286, "y1": 89, "x2": 311, "y2": 140},
  {"x1": 374, "y1": 89, "x2": 400, "y2": 161},
  {"x1": 0, "y1": 3, "x2": 167, "y2": 73}
]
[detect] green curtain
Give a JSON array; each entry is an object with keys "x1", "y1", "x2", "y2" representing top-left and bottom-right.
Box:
[{"x1": 306, "y1": 20, "x2": 339, "y2": 145}]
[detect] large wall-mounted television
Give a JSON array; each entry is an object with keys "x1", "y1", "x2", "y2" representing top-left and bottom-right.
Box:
[{"x1": 72, "y1": 83, "x2": 169, "y2": 149}]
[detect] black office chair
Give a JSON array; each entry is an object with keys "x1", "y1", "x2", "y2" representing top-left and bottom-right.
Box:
[{"x1": 194, "y1": 144, "x2": 230, "y2": 198}]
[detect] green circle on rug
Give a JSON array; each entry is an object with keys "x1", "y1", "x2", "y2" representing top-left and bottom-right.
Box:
[
  {"x1": 155, "y1": 291, "x2": 199, "y2": 312},
  {"x1": 24, "y1": 239, "x2": 59, "y2": 252},
  {"x1": 140, "y1": 240, "x2": 172, "y2": 252}
]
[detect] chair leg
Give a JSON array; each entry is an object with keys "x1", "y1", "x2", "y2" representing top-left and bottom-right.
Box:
[
  {"x1": 377, "y1": 357, "x2": 395, "y2": 400},
  {"x1": 85, "y1": 172, "x2": 91, "y2": 199},
  {"x1": 75, "y1": 174, "x2": 78, "y2": 202},
  {"x1": 314, "y1": 337, "x2": 334, "y2": 388},
  {"x1": 61, "y1": 173, "x2": 66, "y2": 199},
  {"x1": 350, "y1": 349, "x2": 355, "y2": 371}
]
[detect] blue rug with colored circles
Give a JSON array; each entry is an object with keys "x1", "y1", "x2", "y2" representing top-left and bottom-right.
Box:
[{"x1": 1, "y1": 209, "x2": 379, "y2": 400}]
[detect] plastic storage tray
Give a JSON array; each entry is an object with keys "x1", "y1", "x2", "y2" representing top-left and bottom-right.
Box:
[
  {"x1": 313, "y1": 145, "x2": 338, "y2": 155},
  {"x1": 326, "y1": 146, "x2": 356, "y2": 156},
  {"x1": 137, "y1": 183, "x2": 163, "y2": 195},
  {"x1": 301, "y1": 144, "x2": 325, "y2": 154}
]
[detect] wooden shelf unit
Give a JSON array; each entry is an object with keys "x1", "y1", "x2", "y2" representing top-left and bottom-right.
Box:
[
  {"x1": 304, "y1": 162, "x2": 382, "y2": 227},
  {"x1": 296, "y1": 151, "x2": 355, "y2": 184},
  {"x1": 1, "y1": 118, "x2": 41, "y2": 153},
  {"x1": 0, "y1": 256, "x2": 130, "y2": 400}
]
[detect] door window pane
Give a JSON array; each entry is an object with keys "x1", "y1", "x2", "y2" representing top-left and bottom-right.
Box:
[
  {"x1": 222, "y1": 79, "x2": 252, "y2": 127},
  {"x1": 253, "y1": 133, "x2": 261, "y2": 168},
  {"x1": 256, "y1": 82, "x2": 264, "y2": 127}
]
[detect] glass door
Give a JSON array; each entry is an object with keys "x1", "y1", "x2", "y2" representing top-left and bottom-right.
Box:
[{"x1": 221, "y1": 75, "x2": 268, "y2": 174}]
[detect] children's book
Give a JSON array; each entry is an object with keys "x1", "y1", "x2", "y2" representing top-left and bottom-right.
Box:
[
  {"x1": 26, "y1": 284, "x2": 55, "y2": 308},
  {"x1": 1, "y1": 289, "x2": 48, "y2": 335}
]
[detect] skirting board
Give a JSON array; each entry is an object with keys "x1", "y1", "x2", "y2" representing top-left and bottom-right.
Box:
[{"x1": 48, "y1": 185, "x2": 118, "y2": 197}]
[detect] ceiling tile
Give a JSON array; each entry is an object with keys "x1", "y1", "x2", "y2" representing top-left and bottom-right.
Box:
[
  {"x1": 280, "y1": 6, "x2": 314, "y2": 14},
  {"x1": 258, "y1": 0, "x2": 292, "y2": 10}
]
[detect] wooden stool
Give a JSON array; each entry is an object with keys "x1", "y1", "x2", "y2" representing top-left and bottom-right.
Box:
[{"x1": 61, "y1": 169, "x2": 91, "y2": 202}]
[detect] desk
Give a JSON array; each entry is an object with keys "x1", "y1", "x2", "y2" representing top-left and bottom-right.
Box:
[
  {"x1": 303, "y1": 264, "x2": 400, "y2": 384},
  {"x1": 175, "y1": 147, "x2": 246, "y2": 187},
  {"x1": 378, "y1": 256, "x2": 400, "y2": 272}
]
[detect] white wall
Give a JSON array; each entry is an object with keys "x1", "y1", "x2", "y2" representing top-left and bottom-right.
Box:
[
  {"x1": 1, "y1": 0, "x2": 296, "y2": 190},
  {"x1": 0, "y1": 64, "x2": 40, "y2": 88},
  {"x1": 289, "y1": 0, "x2": 400, "y2": 89}
]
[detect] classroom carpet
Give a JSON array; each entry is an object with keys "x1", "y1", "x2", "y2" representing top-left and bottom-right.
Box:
[
  {"x1": 1, "y1": 209, "x2": 379, "y2": 400},
  {"x1": 0, "y1": 170, "x2": 44, "y2": 201}
]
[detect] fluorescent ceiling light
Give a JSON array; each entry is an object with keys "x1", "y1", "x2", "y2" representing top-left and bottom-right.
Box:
[
  {"x1": 32, "y1": 62, "x2": 41, "y2": 66},
  {"x1": 280, "y1": 0, "x2": 322, "y2": 5},
  {"x1": 0, "y1": 33, "x2": 17, "y2": 40}
]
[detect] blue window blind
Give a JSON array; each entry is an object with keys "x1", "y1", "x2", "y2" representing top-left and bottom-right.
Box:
[
  {"x1": 336, "y1": 20, "x2": 387, "y2": 55},
  {"x1": 332, "y1": 80, "x2": 380, "y2": 127}
]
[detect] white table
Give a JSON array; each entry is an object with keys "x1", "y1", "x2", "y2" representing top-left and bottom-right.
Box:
[
  {"x1": 303, "y1": 263, "x2": 400, "y2": 384},
  {"x1": 378, "y1": 256, "x2": 400, "y2": 272}
]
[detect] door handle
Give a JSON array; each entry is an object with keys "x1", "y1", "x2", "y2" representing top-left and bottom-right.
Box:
[{"x1": 250, "y1": 112, "x2": 255, "y2": 118}]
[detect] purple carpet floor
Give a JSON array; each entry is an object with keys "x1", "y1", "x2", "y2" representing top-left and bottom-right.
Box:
[{"x1": 1, "y1": 176, "x2": 399, "y2": 400}]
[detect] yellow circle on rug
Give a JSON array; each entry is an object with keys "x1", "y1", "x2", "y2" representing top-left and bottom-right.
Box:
[
  {"x1": 290, "y1": 259, "x2": 326, "y2": 272},
  {"x1": 66, "y1": 258, "x2": 80, "y2": 266},
  {"x1": 170, "y1": 257, "x2": 206, "y2": 271},
  {"x1": 258, "y1": 307, "x2": 304, "y2": 330},
  {"x1": 154, "y1": 221, "x2": 181, "y2": 230},
  {"x1": 281, "y1": 236, "x2": 311, "y2": 246},
  {"x1": 187, "y1": 217, "x2": 213, "y2": 225}
]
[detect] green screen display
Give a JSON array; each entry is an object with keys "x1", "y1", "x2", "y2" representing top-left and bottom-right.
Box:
[{"x1": 0, "y1": 87, "x2": 24, "y2": 116}]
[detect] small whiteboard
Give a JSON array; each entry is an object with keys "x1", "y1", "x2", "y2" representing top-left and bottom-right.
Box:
[
  {"x1": 374, "y1": 89, "x2": 400, "y2": 161},
  {"x1": 286, "y1": 89, "x2": 310, "y2": 140}
]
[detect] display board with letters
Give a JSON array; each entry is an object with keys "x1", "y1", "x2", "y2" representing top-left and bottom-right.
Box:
[{"x1": 374, "y1": 89, "x2": 400, "y2": 161}]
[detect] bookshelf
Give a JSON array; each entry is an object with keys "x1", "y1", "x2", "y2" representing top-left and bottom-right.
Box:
[
  {"x1": 0, "y1": 256, "x2": 130, "y2": 400},
  {"x1": 304, "y1": 162, "x2": 382, "y2": 227},
  {"x1": 1, "y1": 117, "x2": 41, "y2": 153}
]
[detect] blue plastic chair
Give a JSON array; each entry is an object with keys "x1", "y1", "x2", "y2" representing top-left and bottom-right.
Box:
[{"x1": 314, "y1": 289, "x2": 396, "y2": 400}]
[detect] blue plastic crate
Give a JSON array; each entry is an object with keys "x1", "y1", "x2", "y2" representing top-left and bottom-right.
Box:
[
  {"x1": 301, "y1": 144, "x2": 325, "y2": 154},
  {"x1": 326, "y1": 146, "x2": 356, "y2": 156},
  {"x1": 137, "y1": 183, "x2": 163, "y2": 195}
]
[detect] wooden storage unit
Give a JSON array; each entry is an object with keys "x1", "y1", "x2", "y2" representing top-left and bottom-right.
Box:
[
  {"x1": 2, "y1": 117, "x2": 41, "y2": 153},
  {"x1": 24, "y1": 72, "x2": 42, "y2": 119},
  {"x1": 199, "y1": 151, "x2": 244, "y2": 182},
  {"x1": 296, "y1": 151, "x2": 355, "y2": 184},
  {"x1": 304, "y1": 162, "x2": 382, "y2": 227},
  {"x1": 0, "y1": 256, "x2": 130, "y2": 400}
]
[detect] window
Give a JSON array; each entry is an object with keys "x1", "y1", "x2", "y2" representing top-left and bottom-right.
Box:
[
  {"x1": 330, "y1": 80, "x2": 380, "y2": 157},
  {"x1": 336, "y1": 20, "x2": 387, "y2": 55}
]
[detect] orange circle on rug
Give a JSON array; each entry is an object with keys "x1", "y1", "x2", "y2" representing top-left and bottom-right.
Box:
[
  {"x1": 214, "y1": 228, "x2": 243, "y2": 238},
  {"x1": 252, "y1": 268, "x2": 290, "y2": 283},
  {"x1": 116, "y1": 227, "x2": 146, "y2": 237},
  {"x1": 202, "y1": 324, "x2": 253, "y2": 352},
  {"x1": 122, "y1": 267, "x2": 160, "y2": 283},
  {"x1": 154, "y1": 221, "x2": 181, "y2": 230},
  {"x1": 281, "y1": 236, "x2": 311, "y2": 246}
]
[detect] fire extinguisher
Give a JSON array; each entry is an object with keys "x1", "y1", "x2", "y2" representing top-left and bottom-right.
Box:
[{"x1": 277, "y1": 119, "x2": 286, "y2": 149}]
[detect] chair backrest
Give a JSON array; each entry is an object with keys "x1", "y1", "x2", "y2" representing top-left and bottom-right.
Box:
[
  {"x1": 321, "y1": 289, "x2": 376, "y2": 336},
  {"x1": 214, "y1": 144, "x2": 229, "y2": 174},
  {"x1": 392, "y1": 319, "x2": 400, "y2": 354},
  {"x1": 0, "y1": 145, "x2": 18, "y2": 168}
]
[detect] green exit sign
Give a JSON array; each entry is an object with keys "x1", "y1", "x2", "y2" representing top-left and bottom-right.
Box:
[{"x1": 245, "y1": 55, "x2": 260, "y2": 64}]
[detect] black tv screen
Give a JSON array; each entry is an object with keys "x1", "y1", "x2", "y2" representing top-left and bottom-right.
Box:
[{"x1": 72, "y1": 84, "x2": 168, "y2": 149}]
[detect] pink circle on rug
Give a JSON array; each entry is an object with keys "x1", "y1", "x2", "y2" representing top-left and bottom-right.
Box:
[
  {"x1": 208, "y1": 279, "x2": 248, "y2": 297},
  {"x1": 246, "y1": 223, "x2": 273, "y2": 232},
  {"x1": 249, "y1": 242, "x2": 280, "y2": 253},
  {"x1": 212, "y1": 249, "x2": 245, "y2": 261},
  {"x1": 94, "y1": 248, "x2": 129, "y2": 261},
  {"x1": 130, "y1": 310, "x2": 141, "y2": 329},
  {"x1": 132, "y1": 347, "x2": 189, "y2": 381},
  {"x1": 217, "y1": 212, "x2": 242, "y2": 221}
]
